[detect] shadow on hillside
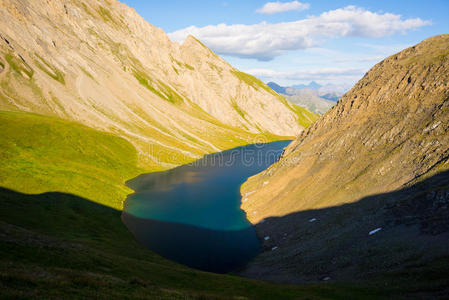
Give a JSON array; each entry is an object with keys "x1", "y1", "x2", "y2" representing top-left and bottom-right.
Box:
[
  {"x1": 1, "y1": 170, "x2": 448, "y2": 289},
  {"x1": 0, "y1": 187, "x2": 134, "y2": 246},
  {"x1": 122, "y1": 212, "x2": 260, "y2": 273},
  {"x1": 6, "y1": 188, "x2": 435, "y2": 300},
  {"x1": 0, "y1": 186, "x2": 261, "y2": 274},
  {"x1": 242, "y1": 170, "x2": 449, "y2": 284}
]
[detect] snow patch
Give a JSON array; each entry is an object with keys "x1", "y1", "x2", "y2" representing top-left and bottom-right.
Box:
[
  {"x1": 423, "y1": 121, "x2": 441, "y2": 132},
  {"x1": 369, "y1": 227, "x2": 382, "y2": 235},
  {"x1": 271, "y1": 246, "x2": 278, "y2": 251},
  {"x1": 309, "y1": 218, "x2": 317, "y2": 222},
  {"x1": 264, "y1": 236, "x2": 270, "y2": 241}
]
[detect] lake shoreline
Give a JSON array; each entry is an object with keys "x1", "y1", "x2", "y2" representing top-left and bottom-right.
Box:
[{"x1": 121, "y1": 141, "x2": 291, "y2": 273}]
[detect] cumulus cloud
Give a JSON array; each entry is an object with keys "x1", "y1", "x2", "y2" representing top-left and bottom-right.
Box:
[
  {"x1": 256, "y1": 1, "x2": 310, "y2": 14},
  {"x1": 169, "y1": 6, "x2": 430, "y2": 61}
]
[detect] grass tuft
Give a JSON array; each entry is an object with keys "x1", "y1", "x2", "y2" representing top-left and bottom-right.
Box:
[
  {"x1": 34, "y1": 54, "x2": 65, "y2": 85},
  {"x1": 133, "y1": 69, "x2": 183, "y2": 104},
  {"x1": 231, "y1": 98, "x2": 246, "y2": 119},
  {"x1": 97, "y1": 6, "x2": 114, "y2": 23},
  {"x1": 5, "y1": 53, "x2": 34, "y2": 79}
]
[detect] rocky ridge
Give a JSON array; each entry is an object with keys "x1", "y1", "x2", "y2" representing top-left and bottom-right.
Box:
[
  {"x1": 0, "y1": 0, "x2": 316, "y2": 169},
  {"x1": 240, "y1": 35, "x2": 449, "y2": 283}
]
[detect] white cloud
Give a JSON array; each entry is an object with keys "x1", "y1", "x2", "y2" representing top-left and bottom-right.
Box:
[
  {"x1": 169, "y1": 6, "x2": 431, "y2": 61},
  {"x1": 332, "y1": 55, "x2": 385, "y2": 63},
  {"x1": 247, "y1": 67, "x2": 364, "y2": 78},
  {"x1": 245, "y1": 67, "x2": 366, "y2": 84},
  {"x1": 358, "y1": 43, "x2": 414, "y2": 54},
  {"x1": 357, "y1": 55, "x2": 385, "y2": 62},
  {"x1": 256, "y1": 1, "x2": 310, "y2": 14}
]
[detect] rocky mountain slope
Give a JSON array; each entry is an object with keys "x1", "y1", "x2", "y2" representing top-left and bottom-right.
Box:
[
  {"x1": 240, "y1": 35, "x2": 449, "y2": 284},
  {"x1": 284, "y1": 90, "x2": 335, "y2": 115},
  {"x1": 0, "y1": 0, "x2": 316, "y2": 170},
  {"x1": 268, "y1": 82, "x2": 336, "y2": 114}
]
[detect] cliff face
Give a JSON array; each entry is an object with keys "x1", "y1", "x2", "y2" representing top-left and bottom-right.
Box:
[
  {"x1": 240, "y1": 35, "x2": 449, "y2": 283},
  {"x1": 0, "y1": 0, "x2": 316, "y2": 169}
]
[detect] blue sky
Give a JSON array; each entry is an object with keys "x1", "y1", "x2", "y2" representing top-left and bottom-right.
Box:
[{"x1": 121, "y1": 0, "x2": 449, "y2": 87}]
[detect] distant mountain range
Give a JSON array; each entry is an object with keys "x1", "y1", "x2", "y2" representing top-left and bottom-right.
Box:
[
  {"x1": 268, "y1": 81, "x2": 349, "y2": 102},
  {"x1": 292, "y1": 81, "x2": 322, "y2": 90},
  {"x1": 267, "y1": 81, "x2": 344, "y2": 114}
]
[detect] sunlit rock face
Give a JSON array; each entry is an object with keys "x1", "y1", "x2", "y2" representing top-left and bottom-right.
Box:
[
  {"x1": 239, "y1": 35, "x2": 449, "y2": 283},
  {"x1": 0, "y1": 0, "x2": 316, "y2": 169}
]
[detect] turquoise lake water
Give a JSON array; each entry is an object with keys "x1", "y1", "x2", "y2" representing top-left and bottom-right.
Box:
[{"x1": 122, "y1": 141, "x2": 290, "y2": 273}]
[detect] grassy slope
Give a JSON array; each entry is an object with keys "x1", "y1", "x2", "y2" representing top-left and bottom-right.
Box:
[
  {"x1": 0, "y1": 110, "x2": 143, "y2": 210},
  {"x1": 0, "y1": 110, "x2": 409, "y2": 299}
]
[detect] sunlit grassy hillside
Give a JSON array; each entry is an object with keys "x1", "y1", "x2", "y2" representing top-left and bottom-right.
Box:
[{"x1": 0, "y1": 110, "x2": 143, "y2": 209}]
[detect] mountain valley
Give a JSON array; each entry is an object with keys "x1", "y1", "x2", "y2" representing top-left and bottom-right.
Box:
[
  {"x1": 0, "y1": 0, "x2": 448, "y2": 299},
  {"x1": 268, "y1": 81, "x2": 338, "y2": 114}
]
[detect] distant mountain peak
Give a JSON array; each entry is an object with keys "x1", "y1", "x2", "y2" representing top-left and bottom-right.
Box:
[
  {"x1": 292, "y1": 81, "x2": 322, "y2": 90},
  {"x1": 267, "y1": 82, "x2": 286, "y2": 94},
  {"x1": 266, "y1": 81, "x2": 335, "y2": 114},
  {"x1": 308, "y1": 81, "x2": 321, "y2": 89}
]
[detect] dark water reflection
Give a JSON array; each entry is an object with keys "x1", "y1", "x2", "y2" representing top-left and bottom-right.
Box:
[{"x1": 122, "y1": 141, "x2": 290, "y2": 273}]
